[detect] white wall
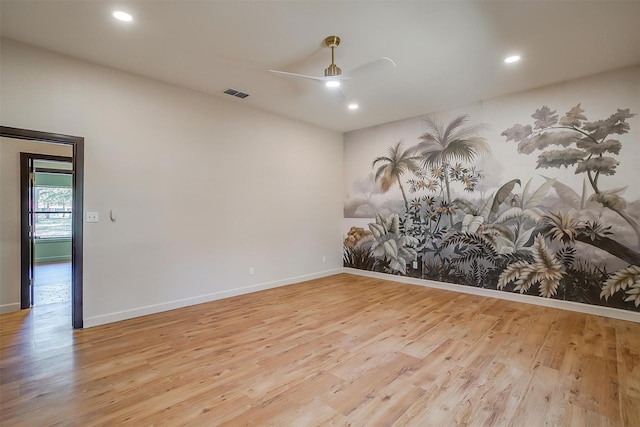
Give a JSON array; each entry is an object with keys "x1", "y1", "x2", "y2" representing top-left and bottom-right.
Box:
[
  {"x1": 0, "y1": 39, "x2": 344, "y2": 326},
  {"x1": 0, "y1": 137, "x2": 72, "y2": 312}
]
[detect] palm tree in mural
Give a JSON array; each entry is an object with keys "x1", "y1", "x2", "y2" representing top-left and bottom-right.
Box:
[
  {"x1": 372, "y1": 140, "x2": 420, "y2": 211},
  {"x1": 412, "y1": 115, "x2": 490, "y2": 224}
]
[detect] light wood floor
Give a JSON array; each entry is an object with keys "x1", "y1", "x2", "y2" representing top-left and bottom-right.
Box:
[{"x1": 1, "y1": 273, "x2": 639, "y2": 426}]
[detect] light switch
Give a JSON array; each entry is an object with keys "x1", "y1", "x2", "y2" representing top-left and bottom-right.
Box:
[{"x1": 86, "y1": 212, "x2": 99, "y2": 223}]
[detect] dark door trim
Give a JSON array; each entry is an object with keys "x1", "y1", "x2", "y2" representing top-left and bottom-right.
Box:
[
  {"x1": 20, "y1": 153, "x2": 73, "y2": 309},
  {"x1": 1, "y1": 126, "x2": 84, "y2": 329}
]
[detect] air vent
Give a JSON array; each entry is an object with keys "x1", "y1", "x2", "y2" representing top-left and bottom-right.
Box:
[{"x1": 223, "y1": 88, "x2": 250, "y2": 99}]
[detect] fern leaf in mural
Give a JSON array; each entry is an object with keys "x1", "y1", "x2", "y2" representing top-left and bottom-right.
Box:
[
  {"x1": 498, "y1": 235, "x2": 564, "y2": 297},
  {"x1": 444, "y1": 233, "x2": 499, "y2": 259},
  {"x1": 497, "y1": 261, "x2": 529, "y2": 290},
  {"x1": 532, "y1": 235, "x2": 565, "y2": 297},
  {"x1": 502, "y1": 104, "x2": 640, "y2": 246},
  {"x1": 515, "y1": 268, "x2": 543, "y2": 294},
  {"x1": 601, "y1": 265, "x2": 640, "y2": 307},
  {"x1": 556, "y1": 246, "x2": 576, "y2": 270}
]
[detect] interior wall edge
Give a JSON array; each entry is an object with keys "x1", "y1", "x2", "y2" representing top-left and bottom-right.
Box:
[
  {"x1": 343, "y1": 268, "x2": 640, "y2": 324},
  {"x1": 83, "y1": 268, "x2": 343, "y2": 328}
]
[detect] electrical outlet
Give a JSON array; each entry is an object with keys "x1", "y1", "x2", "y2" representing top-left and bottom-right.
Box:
[
  {"x1": 86, "y1": 212, "x2": 99, "y2": 223},
  {"x1": 412, "y1": 261, "x2": 418, "y2": 269},
  {"x1": 322, "y1": 256, "x2": 326, "y2": 263},
  {"x1": 249, "y1": 266, "x2": 254, "y2": 275}
]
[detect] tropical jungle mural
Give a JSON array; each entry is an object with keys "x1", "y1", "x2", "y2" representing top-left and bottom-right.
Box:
[{"x1": 343, "y1": 66, "x2": 640, "y2": 313}]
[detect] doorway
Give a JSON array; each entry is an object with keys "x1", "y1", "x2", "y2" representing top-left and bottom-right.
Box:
[
  {"x1": 23, "y1": 156, "x2": 73, "y2": 315},
  {"x1": 0, "y1": 126, "x2": 84, "y2": 329}
]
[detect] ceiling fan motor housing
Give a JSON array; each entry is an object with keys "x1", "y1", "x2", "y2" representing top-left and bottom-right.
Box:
[{"x1": 324, "y1": 63, "x2": 342, "y2": 77}]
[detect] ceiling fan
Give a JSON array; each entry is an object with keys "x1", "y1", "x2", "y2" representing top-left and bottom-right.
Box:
[{"x1": 269, "y1": 35, "x2": 396, "y2": 92}]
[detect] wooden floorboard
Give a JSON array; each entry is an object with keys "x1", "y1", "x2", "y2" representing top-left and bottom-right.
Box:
[{"x1": 1, "y1": 273, "x2": 639, "y2": 426}]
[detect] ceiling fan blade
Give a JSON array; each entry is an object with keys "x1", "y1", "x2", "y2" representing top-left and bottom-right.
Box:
[
  {"x1": 269, "y1": 69, "x2": 325, "y2": 82},
  {"x1": 346, "y1": 57, "x2": 396, "y2": 79},
  {"x1": 270, "y1": 69, "x2": 351, "y2": 83}
]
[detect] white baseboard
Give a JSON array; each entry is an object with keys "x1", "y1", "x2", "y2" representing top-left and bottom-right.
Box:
[
  {"x1": 0, "y1": 303, "x2": 20, "y2": 314},
  {"x1": 343, "y1": 268, "x2": 640, "y2": 324},
  {"x1": 83, "y1": 268, "x2": 343, "y2": 328}
]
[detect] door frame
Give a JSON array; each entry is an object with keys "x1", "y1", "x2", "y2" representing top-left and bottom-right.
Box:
[
  {"x1": 21, "y1": 153, "x2": 73, "y2": 309},
  {"x1": 1, "y1": 126, "x2": 84, "y2": 329}
]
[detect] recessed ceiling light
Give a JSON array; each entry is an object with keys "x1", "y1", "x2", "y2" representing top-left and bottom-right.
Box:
[
  {"x1": 348, "y1": 103, "x2": 359, "y2": 110},
  {"x1": 112, "y1": 11, "x2": 133, "y2": 22},
  {"x1": 504, "y1": 55, "x2": 521, "y2": 64},
  {"x1": 325, "y1": 80, "x2": 340, "y2": 88}
]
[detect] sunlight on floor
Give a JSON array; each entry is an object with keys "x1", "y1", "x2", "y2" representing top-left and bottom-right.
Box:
[{"x1": 34, "y1": 262, "x2": 71, "y2": 305}]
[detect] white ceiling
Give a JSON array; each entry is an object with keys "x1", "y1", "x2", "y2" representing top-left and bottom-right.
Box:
[{"x1": 1, "y1": 1, "x2": 639, "y2": 133}]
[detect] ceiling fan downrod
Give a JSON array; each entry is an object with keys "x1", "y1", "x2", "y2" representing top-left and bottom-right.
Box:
[{"x1": 324, "y1": 35, "x2": 342, "y2": 77}]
